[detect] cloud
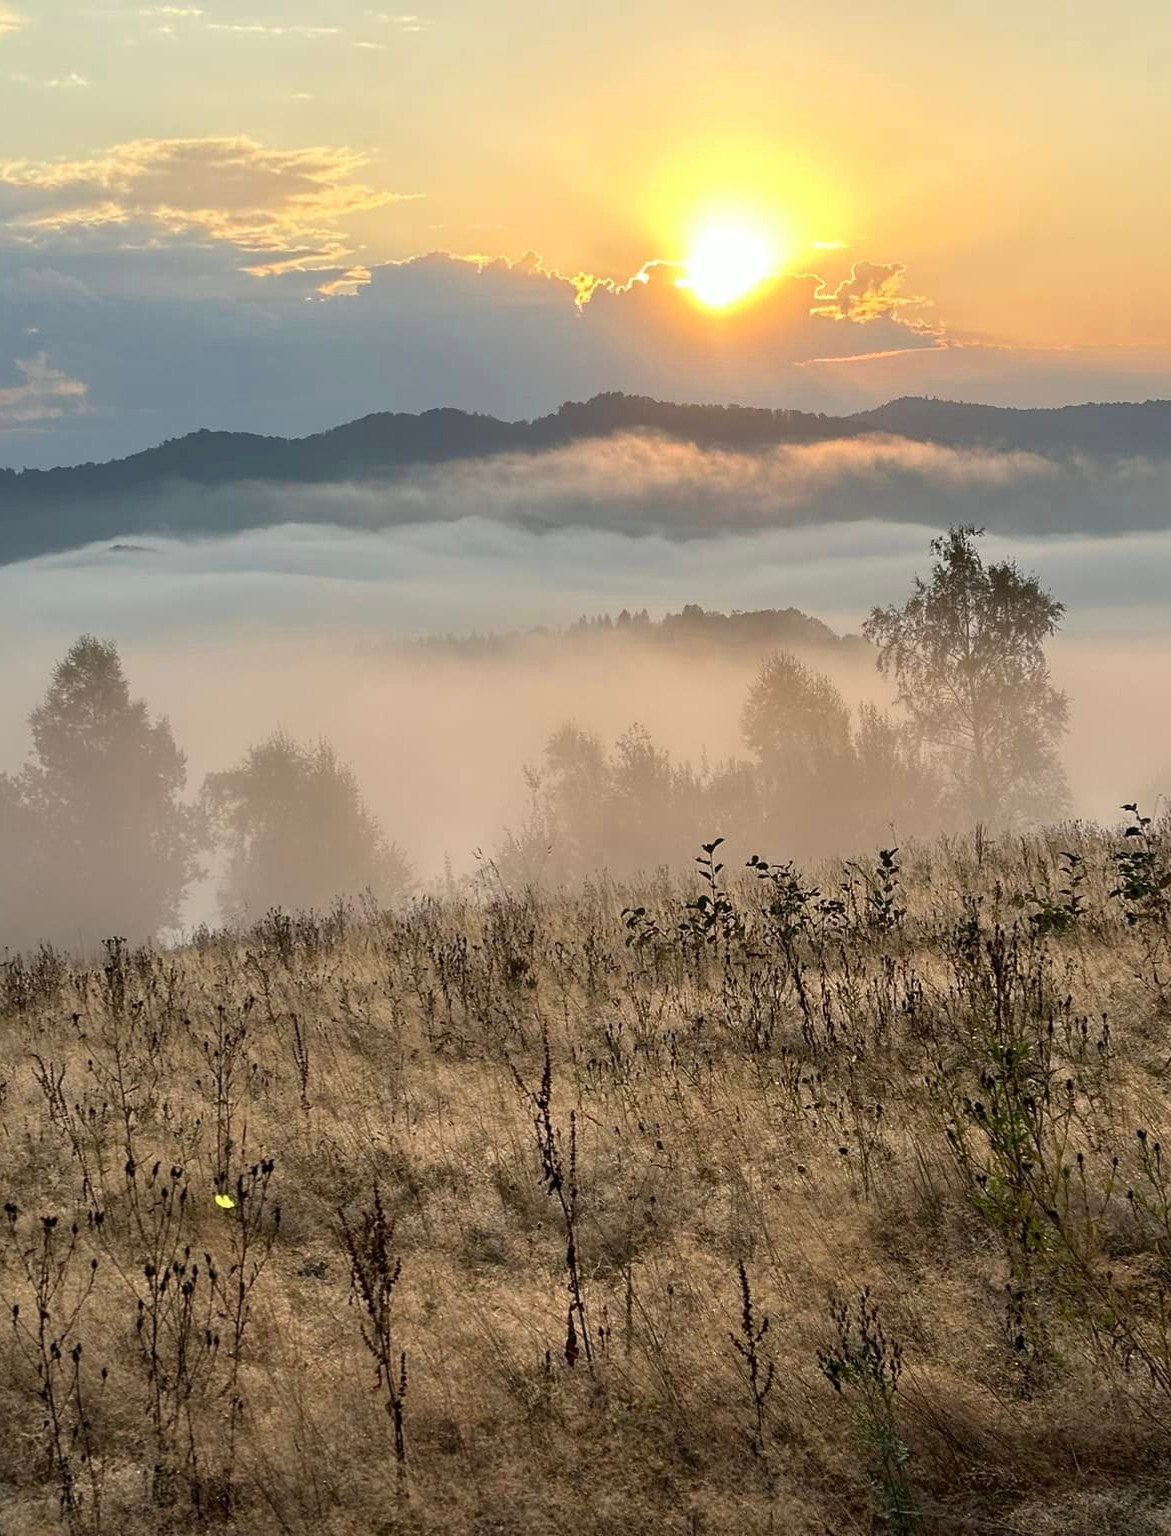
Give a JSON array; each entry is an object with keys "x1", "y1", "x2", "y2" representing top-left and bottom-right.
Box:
[
  {"x1": 811, "y1": 261, "x2": 937, "y2": 329},
  {"x1": 205, "y1": 22, "x2": 341, "y2": 37},
  {"x1": 1, "y1": 173, "x2": 1170, "y2": 471},
  {"x1": 0, "y1": 265, "x2": 95, "y2": 303},
  {"x1": 0, "y1": 235, "x2": 948, "y2": 457},
  {"x1": 295, "y1": 431, "x2": 1060, "y2": 537},
  {"x1": 0, "y1": 5, "x2": 22, "y2": 39},
  {"x1": 46, "y1": 73, "x2": 89, "y2": 89},
  {"x1": 10, "y1": 514, "x2": 1171, "y2": 643},
  {"x1": 315, "y1": 264, "x2": 372, "y2": 297},
  {"x1": 134, "y1": 9, "x2": 396, "y2": 46},
  {"x1": 0, "y1": 136, "x2": 413, "y2": 274},
  {"x1": 366, "y1": 12, "x2": 429, "y2": 31},
  {"x1": 0, "y1": 352, "x2": 87, "y2": 428},
  {"x1": 2, "y1": 233, "x2": 1170, "y2": 471},
  {"x1": 13, "y1": 425, "x2": 1163, "y2": 562}
]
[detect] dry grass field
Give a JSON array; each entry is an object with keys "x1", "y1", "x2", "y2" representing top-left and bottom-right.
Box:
[{"x1": 3, "y1": 817, "x2": 1171, "y2": 1535}]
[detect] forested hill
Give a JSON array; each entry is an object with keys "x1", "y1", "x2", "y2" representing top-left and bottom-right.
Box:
[
  {"x1": 402, "y1": 603, "x2": 870, "y2": 663},
  {"x1": 2, "y1": 392, "x2": 1171, "y2": 564},
  {"x1": 851, "y1": 395, "x2": 1171, "y2": 454},
  {"x1": 7, "y1": 393, "x2": 1171, "y2": 497}
]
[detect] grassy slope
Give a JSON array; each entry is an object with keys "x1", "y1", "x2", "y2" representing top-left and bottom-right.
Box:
[{"x1": 1, "y1": 822, "x2": 1170, "y2": 1535}]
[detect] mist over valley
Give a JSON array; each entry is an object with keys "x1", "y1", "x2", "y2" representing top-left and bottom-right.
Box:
[
  {"x1": 9, "y1": 6, "x2": 1171, "y2": 1527},
  {"x1": 3, "y1": 437, "x2": 1171, "y2": 929}
]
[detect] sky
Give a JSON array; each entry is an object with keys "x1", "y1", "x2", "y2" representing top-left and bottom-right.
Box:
[{"x1": 2, "y1": 0, "x2": 1171, "y2": 466}]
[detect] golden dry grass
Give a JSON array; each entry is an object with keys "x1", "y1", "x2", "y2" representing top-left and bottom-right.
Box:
[{"x1": 2, "y1": 821, "x2": 1171, "y2": 1535}]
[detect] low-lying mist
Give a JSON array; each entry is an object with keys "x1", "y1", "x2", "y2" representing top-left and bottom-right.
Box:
[
  {"x1": 2, "y1": 484, "x2": 1171, "y2": 942},
  {"x1": 7, "y1": 424, "x2": 1171, "y2": 566}
]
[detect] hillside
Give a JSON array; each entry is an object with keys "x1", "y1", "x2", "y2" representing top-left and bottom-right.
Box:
[
  {"x1": 402, "y1": 602, "x2": 870, "y2": 663},
  {"x1": 3, "y1": 819, "x2": 1171, "y2": 1534},
  {"x1": 2, "y1": 392, "x2": 1171, "y2": 564}
]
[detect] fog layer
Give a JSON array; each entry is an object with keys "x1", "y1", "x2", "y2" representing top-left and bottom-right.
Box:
[
  {"x1": 10, "y1": 428, "x2": 1171, "y2": 568},
  {"x1": 2, "y1": 504, "x2": 1170, "y2": 931}
]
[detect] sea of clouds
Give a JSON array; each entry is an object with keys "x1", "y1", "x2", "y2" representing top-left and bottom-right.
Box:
[{"x1": 2, "y1": 506, "x2": 1169, "y2": 887}]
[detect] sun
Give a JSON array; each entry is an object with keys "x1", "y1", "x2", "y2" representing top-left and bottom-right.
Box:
[{"x1": 680, "y1": 223, "x2": 778, "y2": 309}]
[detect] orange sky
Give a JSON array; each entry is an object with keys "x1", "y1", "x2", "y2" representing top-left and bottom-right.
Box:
[
  {"x1": 4, "y1": 0, "x2": 1169, "y2": 338},
  {"x1": 2, "y1": 0, "x2": 1170, "y2": 462}
]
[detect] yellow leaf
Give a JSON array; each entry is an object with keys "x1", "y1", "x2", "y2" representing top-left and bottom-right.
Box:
[{"x1": 214, "y1": 1192, "x2": 236, "y2": 1210}]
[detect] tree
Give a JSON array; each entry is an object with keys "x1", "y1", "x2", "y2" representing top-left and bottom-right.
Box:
[
  {"x1": 741, "y1": 650, "x2": 948, "y2": 854},
  {"x1": 0, "y1": 636, "x2": 200, "y2": 950},
  {"x1": 851, "y1": 702, "x2": 945, "y2": 839},
  {"x1": 862, "y1": 526, "x2": 1068, "y2": 825},
  {"x1": 494, "y1": 720, "x2": 740, "y2": 885},
  {"x1": 203, "y1": 731, "x2": 412, "y2": 919},
  {"x1": 743, "y1": 651, "x2": 854, "y2": 774},
  {"x1": 742, "y1": 651, "x2": 858, "y2": 854}
]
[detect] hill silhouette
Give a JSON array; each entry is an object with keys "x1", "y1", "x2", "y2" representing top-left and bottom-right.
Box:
[
  {"x1": 3, "y1": 392, "x2": 1171, "y2": 564},
  {"x1": 401, "y1": 601, "x2": 870, "y2": 664}
]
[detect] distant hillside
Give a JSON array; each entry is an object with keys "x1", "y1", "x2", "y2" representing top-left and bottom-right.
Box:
[
  {"x1": 853, "y1": 395, "x2": 1171, "y2": 455},
  {"x1": 402, "y1": 602, "x2": 870, "y2": 664},
  {"x1": 2, "y1": 391, "x2": 1171, "y2": 564}
]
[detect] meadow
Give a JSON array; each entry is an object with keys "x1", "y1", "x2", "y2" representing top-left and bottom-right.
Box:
[{"x1": 2, "y1": 814, "x2": 1171, "y2": 1535}]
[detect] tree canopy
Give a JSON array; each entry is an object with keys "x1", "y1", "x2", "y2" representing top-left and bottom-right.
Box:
[
  {"x1": 0, "y1": 636, "x2": 200, "y2": 949},
  {"x1": 862, "y1": 526, "x2": 1068, "y2": 824},
  {"x1": 203, "y1": 730, "x2": 412, "y2": 919},
  {"x1": 741, "y1": 650, "x2": 941, "y2": 856}
]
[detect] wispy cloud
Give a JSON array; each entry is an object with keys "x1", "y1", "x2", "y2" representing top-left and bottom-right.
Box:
[
  {"x1": 0, "y1": 4, "x2": 24, "y2": 39},
  {"x1": 366, "y1": 11, "x2": 430, "y2": 29},
  {"x1": 315, "y1": 264, "x2": 372, "y2": 297},
  {"x1": 265, "y1": 431, "x2": 1061, "y2": 537},
  {"x1": 0, "y1": 136, "x2": 417, "y2": 274},
  {"x1": 133, "y1": 9, "x2": 397, "y2": 47},
  {"x1": 810, "y1": 261, "x2": 938, "y2": 330},
  {"x1": 0, "y1": 353, "x2": 87, "y2": 429},
  {"x1": 46, "y1": 72, "x2": 89, "y2": 89},
  {"x1": 206, "y1": 22, "x2": 341, "y2": 37}
]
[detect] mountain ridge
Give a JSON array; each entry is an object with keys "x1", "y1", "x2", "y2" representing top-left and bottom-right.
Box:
[
  {"x1": 7, "y1": 391, "x2": 1171, "y2": 487},
  {"x1": 2, "y1": 391, "x2": 1170, "y2": 565}
]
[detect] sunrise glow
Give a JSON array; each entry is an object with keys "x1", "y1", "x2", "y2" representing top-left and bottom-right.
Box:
[{"x1": 679, "y1": 222, "x2": 780, "y2": 309}]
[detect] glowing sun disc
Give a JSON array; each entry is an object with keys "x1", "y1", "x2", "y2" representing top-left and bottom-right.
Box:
[{"x1": 682, "y1": 224, "x2": 775, "y2": 308}]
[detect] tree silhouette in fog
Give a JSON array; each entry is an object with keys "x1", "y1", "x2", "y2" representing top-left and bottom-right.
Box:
[
  {"x1": 742, "y1": 652, "x2": 855, "y2": 817},
  {"x1": 850, "y1": 701, "x2": 943, "y2": 839},
  {"x1": 0, "y1": 636, "x2": 199, "y2": 950},
  {"x1": 496, "y1": 722, "x2": 731, "y2": 883},
  {"x1": 741, "y1": 650, "x2": 939, "y2": 855},
  {"x1": 863, "y1": 526, "x2": 1068, "y2": 824},
  {"x1": 203, "y1": 731, "x2": 412, "y2": 919}
]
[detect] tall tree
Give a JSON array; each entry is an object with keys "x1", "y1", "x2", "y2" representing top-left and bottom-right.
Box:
[
  {"x1": 0, "y1": 636, "x2": 200, "y2": 950},
  {"x1": 203, "y1": 731, "x2": 412, "y2": 919},
  {"x1": 741, "y1": 651, "x2": 858, "y2": 853},
  {"x1": 862, "y1": 526, "x2": 1068, "y2": 824}
]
